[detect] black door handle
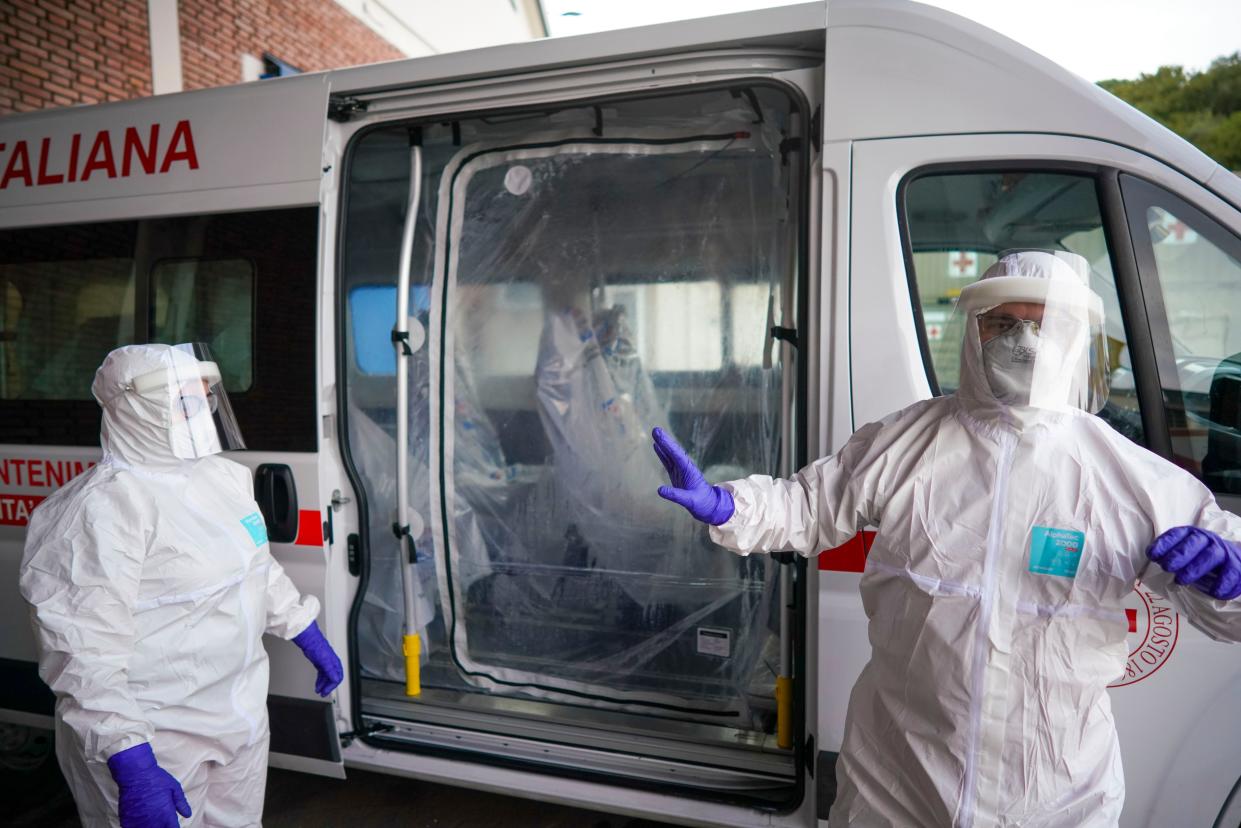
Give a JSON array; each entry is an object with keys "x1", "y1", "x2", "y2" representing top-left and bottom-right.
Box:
[{"x1": 254, "y1": 464, "x2": 299, "y2": 544}]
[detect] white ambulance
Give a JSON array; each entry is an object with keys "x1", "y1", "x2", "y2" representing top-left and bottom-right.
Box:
[{"x1": 2, "y1": 1, "x2": 1240, "y2": 825}]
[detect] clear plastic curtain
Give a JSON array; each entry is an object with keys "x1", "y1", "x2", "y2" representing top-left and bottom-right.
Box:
[{"x1": 358, "y1": 114, "x2": 790, "y2": 727}]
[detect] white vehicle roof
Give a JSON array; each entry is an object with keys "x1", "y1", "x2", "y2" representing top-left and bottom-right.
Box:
[
  {"x1": 821, "y1": 0, "x2": 1225, "y2": 187},
  {"x1": 314, "y1": 0, "x2": 1226, "y2": 190},
  {"x1": 0, "y1": 0, "x2": 1232, "y2": 224}
]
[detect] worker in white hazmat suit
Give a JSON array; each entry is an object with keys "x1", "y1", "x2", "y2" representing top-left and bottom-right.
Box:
[
  {"x1": 654, "y1": 250, "x2": 1241, "y2": 826},
  {"x1": 20, "y1": 343, "x2": 343, "y2": 827}
]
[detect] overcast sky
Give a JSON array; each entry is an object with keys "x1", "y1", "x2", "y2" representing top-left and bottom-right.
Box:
[{"x1": 542, "y1": 0, "x2": 1241, "y2": 82}]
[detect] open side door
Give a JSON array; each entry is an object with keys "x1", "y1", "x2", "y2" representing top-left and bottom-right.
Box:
[{"x1": 336, "y1": 73, "x2": 817, "y2": 817}]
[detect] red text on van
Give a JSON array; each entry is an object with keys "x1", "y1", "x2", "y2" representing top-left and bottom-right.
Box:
[{"x1": 0, "y1": 119, "x2": 199, "y2": 190}]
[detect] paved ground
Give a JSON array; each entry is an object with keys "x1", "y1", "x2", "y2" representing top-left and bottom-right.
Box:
[{"x1": 4, "y1": 738, "x2": 675, "y2": 828}]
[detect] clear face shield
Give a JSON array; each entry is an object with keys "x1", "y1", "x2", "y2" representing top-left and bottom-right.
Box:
[
  {"x1": 132, "y1": 342, "x2": 246, "y2": 458},
  {"x1": 957, "y1": 270, "x2": 1110, "y2": 413}
]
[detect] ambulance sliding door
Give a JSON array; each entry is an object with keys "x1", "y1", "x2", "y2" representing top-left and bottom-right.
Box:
[
  {"x1": 0, "y1": 208, "x2": 344, "y2": 777},
  {"x1": 340, "y1": 83, "x2": 809, "y2": 802}
]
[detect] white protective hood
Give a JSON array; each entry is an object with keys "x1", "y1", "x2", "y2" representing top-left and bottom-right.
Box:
[
  {"x1": 956, "y1": 250, "x2": 1108, "y2": 433},
  {"x1": 93, "y1": 344, "x2": 222, "y2": 469}
]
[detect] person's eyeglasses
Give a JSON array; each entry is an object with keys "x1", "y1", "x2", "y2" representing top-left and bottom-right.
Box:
[
  {"x1": 977, "y1": 309, "x2": 1081, "y2": 340},
  {"x1": 977, "y1": 313, "x2": 1038, "y2": 339}
]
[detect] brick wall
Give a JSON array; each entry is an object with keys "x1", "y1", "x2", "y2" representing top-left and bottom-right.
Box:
[
  {"x1": 0, "y1": 0, "x2": 406, "y2": 116},
  {"x1": 178, "y1": 0, "x2": 404, "y2": 90},
  {"x1": 0, "y1": 0, "x2": 153, "y2": 114}
]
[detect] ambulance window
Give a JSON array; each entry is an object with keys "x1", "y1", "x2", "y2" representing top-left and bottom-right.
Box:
[
  {"x1": 151, "y1": 258, "x2": 254, "y2": 391},
  {"x1": 902, "y1": 170, "x2": 1144, "y2": 446},
  {"x1": 1121, "y1": 175, "x2": 1241, "y2": 491},
  {"x1": 0, "y1": 208, "x2": 316, "y2": 449},
  {"x1": 601, "y1": 281, "x2": 724, "y2": 372},
  {"x1": 0, "y1": 220, "x2": 137, "y2": 401},
  {"x1": 0, "y1": 264, "x2": 135, "y2": 400},
  {"x1": 348, "y1": 285, "x2": 432, "y2": 376}
]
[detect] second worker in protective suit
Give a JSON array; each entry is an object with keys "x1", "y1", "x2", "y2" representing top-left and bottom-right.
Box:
[
  {"x1": 654, "y1": 250, "x2": 1241, "y2": 827},
  {"x1": 21, "y1": 343, "x2": 344, "y2": 828}
]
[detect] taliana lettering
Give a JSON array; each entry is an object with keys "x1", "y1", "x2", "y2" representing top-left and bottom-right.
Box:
[{"x1": 0, "y1": 119, "x2": 199, "y2": 189}]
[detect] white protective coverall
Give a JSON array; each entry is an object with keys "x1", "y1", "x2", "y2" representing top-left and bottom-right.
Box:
[
  {"x1": 20, "y1": 345, "x2": 320, "y2": 827},
  {"x1": 710, "y1": 252, "x2": 1241, "y2": 826}
]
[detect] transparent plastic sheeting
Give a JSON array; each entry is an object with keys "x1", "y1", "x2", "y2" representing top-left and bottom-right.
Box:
[{"x1": 357, "y1": 116, "x2": 789, "y2": 726}]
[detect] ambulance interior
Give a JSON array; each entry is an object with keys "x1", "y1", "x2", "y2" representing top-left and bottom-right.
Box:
[{"x1": 339, "y1": 84, "x2": 806, "y2": 793}]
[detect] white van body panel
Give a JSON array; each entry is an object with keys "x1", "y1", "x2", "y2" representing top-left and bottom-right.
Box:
[
  {"x1": 823, "y1": 0, "x2": 1216, "y2": 183},
  {"x1": 0, "y1": 75, "x2": 329, "y2": 227}
]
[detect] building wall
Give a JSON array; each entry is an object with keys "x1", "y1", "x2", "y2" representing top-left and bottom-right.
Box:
[
  {"x1": 0, "y1": 0, "x2": 449, "y2": 116},
  {"x1": 334, "y1": 0, "x2": 547, "y2": 57},
  {"x1": 0, "y1": 0, "x2": 153, "y2": 113},
  {"x1": 177, "y1": 0, "x2": 404, "y2": 90}
]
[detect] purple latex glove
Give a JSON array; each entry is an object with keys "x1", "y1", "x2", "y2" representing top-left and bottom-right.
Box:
[
  {"x1": 651, "y1": 427, "x2": 735, "y2": 526},
  {"x1": 292, "y1": 621, "x2": 344, "y2": 696},
  {"x1": 106, "y1": 742, "x2": 192, "y2": 828},
  {"x1": 1147, "y1": 525, "x2": 1241, "y2": 600}
]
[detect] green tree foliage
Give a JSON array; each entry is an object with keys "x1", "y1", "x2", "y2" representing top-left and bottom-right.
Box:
[{"x1": 1100, "y1": 53, "x2": 1241, "y2": 170}]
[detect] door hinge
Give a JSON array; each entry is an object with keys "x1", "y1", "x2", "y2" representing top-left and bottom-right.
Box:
[{"x1": 328, "y1": 96, "x2": 368, "y2": 122}]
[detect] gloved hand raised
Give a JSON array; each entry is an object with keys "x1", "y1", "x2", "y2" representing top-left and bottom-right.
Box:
[
  {"x1": 1147, "y1": 525, "x2": 1241, "y2": 600},
  {"x1": 107, "y1": 742, "x2": 192, "y2": 828},
  {"x1": 292, "y1": 620, "x2": 344, "y2": 696},
  {"x1": 651, "y1": 427, "x2": 735, "y2": 525}
]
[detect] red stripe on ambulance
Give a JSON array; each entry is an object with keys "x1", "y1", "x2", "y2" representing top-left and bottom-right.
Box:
[
  {"x1": 818, "y1": 530, "x2": 877, "y2": 572},
  {"x1": 294, "y1": 510, "x2": 325, "y2": 547}
]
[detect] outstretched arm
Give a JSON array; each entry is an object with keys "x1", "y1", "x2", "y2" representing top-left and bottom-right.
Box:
[{"x1": 653, "y1": 420, "x2": 889, "y2": 557}]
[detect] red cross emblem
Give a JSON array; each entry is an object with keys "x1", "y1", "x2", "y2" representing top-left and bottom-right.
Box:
[{"x1": 948, "y1": 250, "x2": 977, "y2": 278}]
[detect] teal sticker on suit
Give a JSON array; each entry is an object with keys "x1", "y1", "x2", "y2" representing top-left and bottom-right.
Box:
[
  {"x1": 240, "y1": 512, "x2": 268, "y2": 547},
  {"x1": 1028, "y1": 526, "x2": 1084, "y2": 578}
]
